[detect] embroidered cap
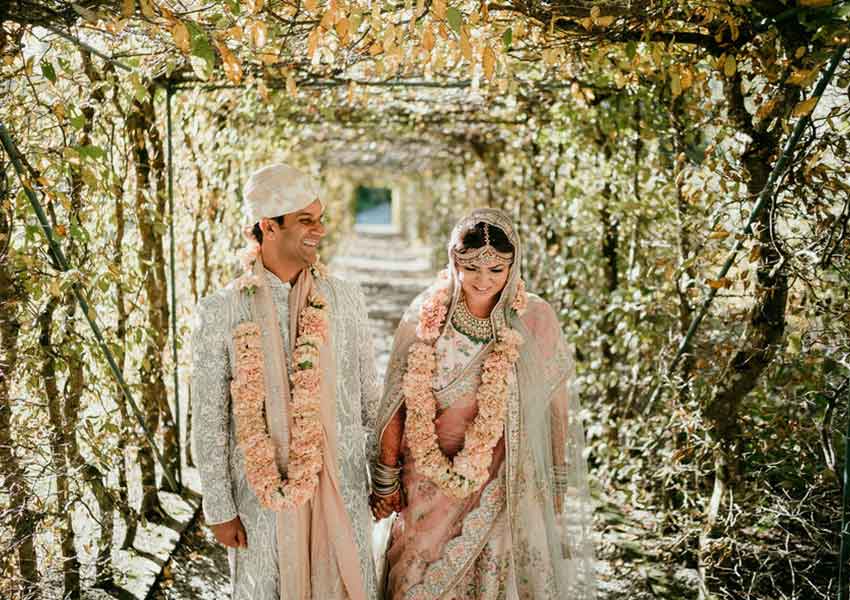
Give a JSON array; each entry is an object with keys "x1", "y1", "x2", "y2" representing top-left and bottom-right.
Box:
[{"x1": 243, "y1": 163, "x2": 322, "y2": 225}]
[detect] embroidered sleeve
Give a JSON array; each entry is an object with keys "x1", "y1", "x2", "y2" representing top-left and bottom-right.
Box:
[
  {"x1": 191, "y1": 295, "x2": 238, "y2": 525},
  {"x1": 354, "y1": 284, "x2": 381, "y2": 463}
]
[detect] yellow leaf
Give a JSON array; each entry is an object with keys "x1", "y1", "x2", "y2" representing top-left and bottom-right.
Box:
[
  {"x1": 786, "y1": 68, "x2": 813, "y2": 86},
  {"x1": 438, "y1": 22, "x2": 449, "y2": 39},
  {"x1": 171, "y1": 21, "x2": 190, "y2": 53},
  {"x1": 52, "y1": 102, "x2": 66, "y2": 120},
  {"x1": 286, "y1": 72, "x2": 297, "y2": 95},
  {"x1": 369, "y1": 41, "x2": 384, "y2": 56},
  {"x1": 307, "y1": 27, "x2": 321, "y2": 58},
  {"x1": 748, "y1": 245, "x2": 761, "y2": 263},
  {"x1": 304, "y1": 0, "x2": 318, "y2": 11},
  {"x1": 432, "y1": 0, "x2": 446, "y2": 20},
  {"x1": 756, "y1": 96, "x2": 779, "y2": 120},
  {"x1": 320, "y1": 9, "x2": 335, "y2": 30},
  {"x1": 795, "y1": 46, "x2": 806, "y2": 59},
  {"x1": 798, "y1": 0, "x2": 831, "y2": 6},
  {"x1": 227, "y1": 25, "x2": 244, "y2": 41},
  {"x1": 138, "y1": 0, "x2": 155, "y2": 19},
  {"x1": 706, "y1": 278, "x2": 730, "y2": 289},
  {"x1": 416, "y1": 0, "x2": 425, "y2": 17},
  {"x1": 482, "y1": 45, "x2": 496, "y2": 79},
  {"x1": 247, "y1": 0, "x2": 265, "y2": 13},
  {"x1": 709, "y1": 230, "x2": 730, "y2": 240},
  {"x1": 214, "y1": 40, "x2": 243, "y2": 84},
  {"x1": 596, "y1": 15, "x2": 614, "y2": 27},
  {"x1": 460, "y1": 27, "x2": 472, "y2": 60},
  {"x1": 670, "y1": 71, "x2": 681, "y2": 97},
  {"x1": 347, "y1": 80, "x2": 355, "y2": 103},
  {"x1": 724, "y1": 54, "x2": 736, "y2": 77},
  {"x1": 680, "y1": 67, "x2": 693, "y2": 89},
  {"x1": 122, "y1": 0, "x2": 135, "y2": 17},
  {"x1": 480, "y1": 1, "x2": 489, "y2": 22},
  {"x1": 421, "y1": 26, "x2": 435, "y2": 51},
  {"x1": 249, "y1": 20, "x2": 268, "y2": 47},
  {"x1": 792, "y1": 96, "x2": 818, "y2": 118},
  {"x1": 384, "y1": 25, "x2": 396, "y2": 51},
  {"x1": 259, "y1": 51, "x2": 277, "y2": 64},
  {"x1": 515, "y1": 19, "x2": 526, "y2": 39},
  {"x1": 54, "y1": 224, "x2": 67, "y2": 238},
  {"x1": 335, "y1": 18, "x2": 350, "y2": 43}
]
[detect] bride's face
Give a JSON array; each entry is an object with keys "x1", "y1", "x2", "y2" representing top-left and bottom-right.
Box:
[{"x1": 457, "y1": 260, "x2": 511, "y2": 304}]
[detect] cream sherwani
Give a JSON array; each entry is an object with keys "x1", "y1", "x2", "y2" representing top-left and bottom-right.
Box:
[{"x1": 191, "y1": 269, "x2": 379, "y2": 599}]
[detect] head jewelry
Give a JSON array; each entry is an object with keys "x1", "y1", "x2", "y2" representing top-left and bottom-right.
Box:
[{"x1": 452, "y1": 222, "x2": 514, "y2": 269}]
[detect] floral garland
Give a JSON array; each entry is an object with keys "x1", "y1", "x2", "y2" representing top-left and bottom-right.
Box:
[
  {"x1": 229, "y1": 242, "x2": 329, "y2": 511},
  {"x1": 403, "y1": 278, "x2": 527, "y2": 498}
]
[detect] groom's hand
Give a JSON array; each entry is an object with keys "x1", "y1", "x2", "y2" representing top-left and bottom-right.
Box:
[
  {"x1": 370, "y1": 489, "x2": 403, "y2": 520},
  {"x1": 210, "y1": 516, "x2": 248, "y2": 549}
]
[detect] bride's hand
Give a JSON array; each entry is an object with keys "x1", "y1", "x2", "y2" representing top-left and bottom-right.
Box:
[{"x1": 370, "y1": 489, "x2": 403, "y2": 520}]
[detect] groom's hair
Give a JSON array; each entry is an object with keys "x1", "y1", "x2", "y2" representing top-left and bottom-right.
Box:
[
  {"x1": 252, "y1": 215, "x2": 286, "y2": 245},
  {"x1": 461, "y1": 222, "x2": 514, "y2": 254}
]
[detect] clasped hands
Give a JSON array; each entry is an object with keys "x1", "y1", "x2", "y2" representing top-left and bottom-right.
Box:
[{"x1": 369, "y1": 487, "x2": 404, "y2": 520}]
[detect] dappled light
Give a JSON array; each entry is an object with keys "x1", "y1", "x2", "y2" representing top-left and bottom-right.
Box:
[{"x1": 1, "y1": 1, "x2": 849, "y2": 599}]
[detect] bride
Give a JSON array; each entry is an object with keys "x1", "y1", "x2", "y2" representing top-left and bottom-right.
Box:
[{"x1": 369, "y1": 208, "x2": 596, "y2": 599}]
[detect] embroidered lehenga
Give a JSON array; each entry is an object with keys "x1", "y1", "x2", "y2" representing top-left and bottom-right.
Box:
[{"x1": 373, "y1": 209, "x2": 596, "y2": 600}]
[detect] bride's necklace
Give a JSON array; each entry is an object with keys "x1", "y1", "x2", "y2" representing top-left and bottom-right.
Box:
[{"x1": 451, "y1": 297, "x2": 493, "y2": 343}]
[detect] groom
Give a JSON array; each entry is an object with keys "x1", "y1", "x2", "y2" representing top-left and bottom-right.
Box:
[{"x1": 191, "y1": 164, "x2": 379, "y2": 599}]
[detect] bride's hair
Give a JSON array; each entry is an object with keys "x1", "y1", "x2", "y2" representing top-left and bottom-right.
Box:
[{"x1": 460, "y1": 222, "x2": 514, "y2": 254}]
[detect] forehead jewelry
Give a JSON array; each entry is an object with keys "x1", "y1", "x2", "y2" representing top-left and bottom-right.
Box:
[{"x1": 452, "y1": 223, "x2": 514, "y2": 268}]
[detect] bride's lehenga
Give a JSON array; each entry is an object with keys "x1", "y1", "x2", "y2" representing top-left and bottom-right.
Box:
[
  {"x1": 386, "y1": 322, "x2": 512, "y2": 599},
  {"x1": 374, "y1": 208, "x2": 596, "y2": 600}
]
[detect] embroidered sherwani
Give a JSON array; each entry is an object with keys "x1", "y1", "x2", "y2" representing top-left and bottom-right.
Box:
[{"x1": 191, "y1": 269, "x2": 379, "y2": 599}]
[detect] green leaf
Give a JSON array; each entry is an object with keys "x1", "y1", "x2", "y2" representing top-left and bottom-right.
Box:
[
  {"x1": 70, "y1": 221, "x2": 89, "y2": 243},
  {"x1": 70, "y1": 114, "x2": 87, "y2": 130},
  {"x1": 625, "y1": 41, "x2": 637, "y2": 60},
  {"x1": 502, "y1": 28, "x2": 512, "y2": 50},
  {"x1": 77, "y1": 144, "x2": 106, "y2": 160},
  {"x1": 41, "y1": 61, "x2": 57, "y2": 83},
  {"x1": 446, "y1": 7, "x2": 462, "y2": 33},
  {"x1": 186, "y1": 21, "x2": 216, "y2": 74}
]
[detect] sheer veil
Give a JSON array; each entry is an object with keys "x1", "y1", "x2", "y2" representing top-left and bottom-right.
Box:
[{"x1": 374, "y1": 208, "x2": 596, "y2": 598}]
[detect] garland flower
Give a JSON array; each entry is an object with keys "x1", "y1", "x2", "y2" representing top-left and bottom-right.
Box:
[
  {"x1": 230, "y1": 242, "x2": 329, "y2": 511},
  {"x1": 403, "y1": 279, "x2": 527, "y2": 498}
]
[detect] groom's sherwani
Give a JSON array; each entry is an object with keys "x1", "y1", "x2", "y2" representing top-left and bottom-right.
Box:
[{"x1": 191, "y1": 269, "x2": 379, "y2": 599}]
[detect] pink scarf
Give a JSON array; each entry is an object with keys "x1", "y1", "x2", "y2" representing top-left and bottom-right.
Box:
[{"x1": 249, "y1": 258, "x2": 366, "y2": 600}]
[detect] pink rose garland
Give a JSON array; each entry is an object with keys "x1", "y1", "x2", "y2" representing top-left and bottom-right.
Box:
[
  {"x1": 231, "y1": 283, "x2": 329, "y2": 511},
  {"x1": 402, "y1": 280, "x2": 526, "y2": 499}
]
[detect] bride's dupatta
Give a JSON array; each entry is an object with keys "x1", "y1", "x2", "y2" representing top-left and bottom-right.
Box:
[{"x1": 374, "y1": 208, "x2": 596, "y2": 599}]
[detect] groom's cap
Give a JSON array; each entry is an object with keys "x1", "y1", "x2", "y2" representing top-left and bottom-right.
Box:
[{"x1": 243, "y1": 163, "x2": 322, "y2": 224}]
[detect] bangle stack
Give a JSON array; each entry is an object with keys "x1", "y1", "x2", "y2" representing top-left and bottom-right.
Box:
[{"x1": 372, "y1": 461, "x2": 402, "y2": 497}]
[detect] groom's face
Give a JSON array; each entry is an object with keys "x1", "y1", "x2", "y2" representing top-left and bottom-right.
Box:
[{"x1": 266, "y1": 199, "x2": 326, "y2": 267}]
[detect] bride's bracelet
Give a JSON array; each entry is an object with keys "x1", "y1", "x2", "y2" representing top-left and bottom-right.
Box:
[{"x1": 372, "y1": 461, "x2": 402, "y2": 497}]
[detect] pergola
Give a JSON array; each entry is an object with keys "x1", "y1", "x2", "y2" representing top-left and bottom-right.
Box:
[{"x1": 1, "y1": 1, "x2": 848, "y2": 596}]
